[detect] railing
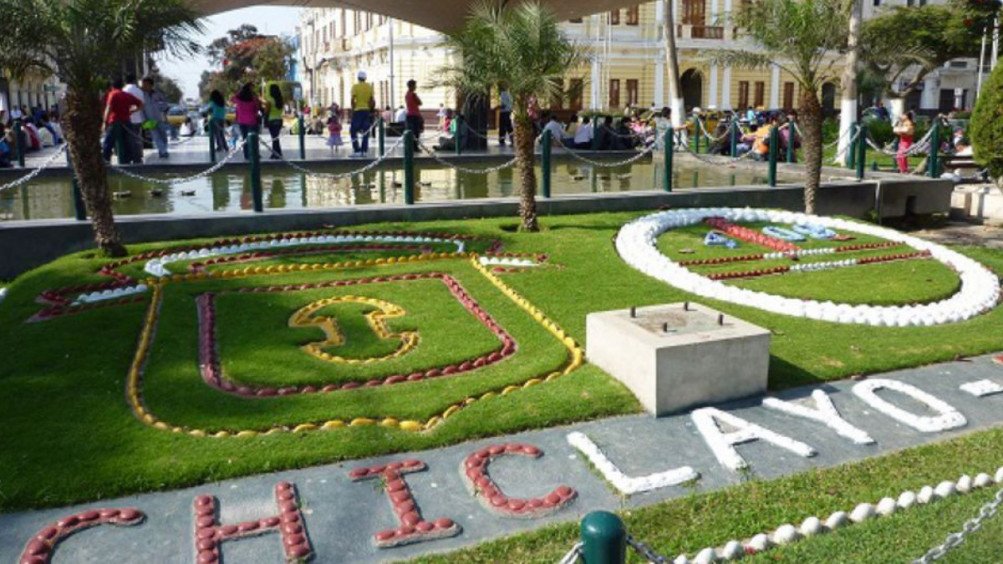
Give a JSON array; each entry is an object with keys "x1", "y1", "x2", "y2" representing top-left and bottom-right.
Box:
[{"x1": 676, "y1": 24, "x2": 730, "y2": 40}]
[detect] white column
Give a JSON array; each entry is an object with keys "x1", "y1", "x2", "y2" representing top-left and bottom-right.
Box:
[
  {"x1": 709, "y1": 0, "x2": 719, "y2": 24},
  {"x1": 920, "y1": 73, "x2": 939, "y2": 110},
  {"x1": 655, "y1": 0, "x2": 666, "y2": 106},
  {"x1": 769, "y1": 64, "x2": 780, "y2": 109},
  {"x1": 591, "y1": 57, "x2": 602, "y2": 110},
  {"x1": 721, "y1": 66, "x2": 732, "y2": 110},
  {"x1": 709, "y1": 65, "x2": 719, "y2": 109}
]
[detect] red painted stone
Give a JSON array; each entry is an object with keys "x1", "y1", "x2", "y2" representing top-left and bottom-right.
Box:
[
  {"x1": 220, "y1": 524, "x2": 238, "y2": 536},
  {"x1": 434, "y1": 518, "x2": 454, "y2": 529}
]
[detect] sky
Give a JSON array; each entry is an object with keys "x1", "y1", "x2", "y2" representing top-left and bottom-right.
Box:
[{"x1": 157, "y1": 7, "x2": 303, "y2": 100}]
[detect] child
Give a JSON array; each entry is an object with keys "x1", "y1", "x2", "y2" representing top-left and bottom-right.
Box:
[{"x1": 326, "y1": 109, "x2": 343, "y2": 154}]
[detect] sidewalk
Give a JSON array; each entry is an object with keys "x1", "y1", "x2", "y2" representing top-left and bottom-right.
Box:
[{"x1": 2, "y1": 354, "x2": 1002, "y2": 563}]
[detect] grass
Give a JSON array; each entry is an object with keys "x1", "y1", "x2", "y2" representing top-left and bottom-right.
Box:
[
  {"x1": 0, "y1": 211, "x2": 1001, "y2": 514},
  {"x1": 409, "y1": 426, "x2": 1003, "y2": 563}
]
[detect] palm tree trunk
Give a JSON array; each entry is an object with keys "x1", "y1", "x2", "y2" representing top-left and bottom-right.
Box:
[
  {"x1": 800, "y1": 89, "x2": 823, "y2": 215},
  {"x1": 513, "y1": 112, "x2": 538, "y2": 232},
  {"x1": 663, "y1": 0, "x2": 684, "y2": 128},
  {"x1": 61, "y1": 86, "x2": 126, "y2": 257},
  {"x1": 836, "y1": 0, "x2": 862, "y2": 166}
]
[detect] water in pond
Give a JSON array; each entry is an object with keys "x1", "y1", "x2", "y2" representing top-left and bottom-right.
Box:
[{"x1": 0, "y1": 157, "x2": 789, "y2": 221}]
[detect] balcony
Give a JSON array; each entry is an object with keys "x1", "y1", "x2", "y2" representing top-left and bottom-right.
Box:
[{"x1": 676, "y1": 24, "x2": 730, "y2": 40}]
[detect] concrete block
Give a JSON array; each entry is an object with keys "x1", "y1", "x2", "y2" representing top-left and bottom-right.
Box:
[{"x1": 586, "y1": 303, "x2": 771, "y2": 416}]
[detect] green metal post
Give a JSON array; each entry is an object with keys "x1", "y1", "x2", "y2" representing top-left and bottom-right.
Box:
[
  {"x1": 729, "y1": 120, "x2": 738, "y2": 158},
  {"x1": 541, "y1": 129, "x2": 552, "y2": 198},
  {"x1": 66, "y1": 150, "x2": 86, "y2": 220},
  {"x1": 846, "y1": 123, "x2": 857, "y2": 170},
  {"x1": 249, "y1": 132, "x2": 263, "y2": 212},
  {"x1": 208, "y1": 118, "x2": 217, "y2": 164},
  {"x1": 768, "y1": 125, "x2": 779, "y2": 187},
  {"x1": 786, "y1": 120, "x2": 795, "y2": 163},
  {"x1": 13, "y1": 119, "x2": 25, "y2": 168},
  {"x1": 663, "y1": 130, "x2": 673, "y2": 192},
  {"x1": 454, "y1": 115, "x2": 463, "y2": 156},
  {"x1": 114, "y1": 123, "x2": 125, "y2": 165},
  {"x1": 404, "y1": 130, "x2": 415, "y2": 205},
  {"x1": 580, "y1": 511, "x2": 627, "y2": 564},
  {"x1": 298, "y1": 113, "x2": 306, "y2": 160},
  {"x1": 871, "y1": 160, "x2": 878, "y2": 171},
  {"x1": 694, "y1": 117, "x2": 702, "y2": 154},
  {"x1": 928, "y1": 120, "x2": 940, "y2": 178},
  {"x1": 378, "y1": 117, "x2": 386, "y2": 158},
  {"x1": 856, "y1": 124, "x2": 867, "y2": 180}
]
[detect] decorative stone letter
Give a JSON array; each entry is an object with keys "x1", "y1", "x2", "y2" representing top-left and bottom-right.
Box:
[
  {"x1": 763, "y1": 390, "x2": 875, "y2": 445},
  {"x1": 852, "y1": 379, "x2": 967, "y2": 433},
  {"x1": 567, "y1": 431, "x2": 699, "y2": 495},
  {"x1": 461, "y1": 443, "x2": 577, "y2": 517},
  {"x1": 192, "y1": 482, "x2": 313, "y2": 564},
  {"x1": 19, "y1": 508, "x2": 144, "y2": 564},
  {"x1": 692, "y1": 407, "x2": 817, "y2": 471},
  {"x1": 348, "y1": 458, "x2": 461, "y2": 548}
]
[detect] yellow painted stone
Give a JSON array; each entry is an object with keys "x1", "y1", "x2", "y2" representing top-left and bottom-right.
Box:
[
  {"x1": 142, "y1": 414, "x2": 156, "y2": 424},
  {"x1": 480, "y1": 391, "x2": 497, "y2": 400},
  {"x1": 264, "y1": 428, "x2": 286, "y2": 436},
  {"x1": 213, "y1": 431, "x2": 231, "y2": 439},
  {"x1": 546, "y1": 372, "x2": 562, "y2": 381},
  {"x1": 322, "y1": 420, "x2": 345, "y2": 430},
  {"x1": 236, "y1": 430, "x2": 259, "y2": 438},
  {"x1": 379, "y1": 418, "x2": 399, "y2": 428},
  {"x1": 501, "y1": 385, "x2": 520, "y2": 395},
  {"x1": 292, "y1": 424, "x2": 318, "y2": 433},
  {"x1": 172, "y1": 427, "x2": 184, "y2": 433},
  {"x1": 399, "y1": 420, "x2": 423, "y2": 432},
  {"x1": 350, "y1": 417, "x2": 376, "y2": 426},
  {"x1": 153, "y1": 421, "x2": 170, "y2": 431},
  {"x1": 442, "y1": 405, "x2": 461, "y2": 419},
  {"x1": 189, "y1": 429, "x2": 206, "y2": 437},
  {"x1": 523, "y1": 378, "x2": 543, "y2": 388}
]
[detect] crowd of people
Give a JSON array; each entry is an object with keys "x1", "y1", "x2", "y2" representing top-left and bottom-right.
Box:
[{"x1": 0, "y1": 105, "x2": 64, "y2": 168}]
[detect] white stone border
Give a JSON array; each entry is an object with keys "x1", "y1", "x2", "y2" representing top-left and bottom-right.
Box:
[
  {"x1": 671, "y1": 467, "x2": 1003, "y2": 563},
  {"x1": 615, "y1": 208, "x2": 1000, "y2": 326}
]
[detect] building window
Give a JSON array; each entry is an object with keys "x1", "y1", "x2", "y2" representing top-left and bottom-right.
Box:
[
  {"x1": 610, "y1": 10, "x2": 620, "y2": 25},
  {"x1": 570, "y1": 17, "x2": 583, "y2": 23},
  {"x1": 738, "y1": 81, "x2": 750, "y2": 109},
  {"x1": 754, "y1": 81, "x2": 765, "y2": 107},
  {"x1": 682, "y1": 0, "x2": 706, "y2": 26},
  {"x1": 550, "y1": 79, "x2": 565, "y2": 109},
  {"x1": 783, "y1": 82, "x2": 795, "y2": 110},
  {"x1": 626, "y1": 79, "x2": 639, "y2": 106},
  {"x1": 569, "y1": 79, "x2": 584, "y2": 111},
  {"x1": 626, "y1": 6, "x2": 640, "y2": 25},
  {"x1": 609, "y1": 79, "x2": 621, "y2": 108}
]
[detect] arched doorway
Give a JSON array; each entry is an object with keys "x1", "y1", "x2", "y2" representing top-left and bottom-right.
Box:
[
  {"x1": 681, "y1": 69, "x2": 703, "y2": 110},
  {"x1": 821, "y1": 82, "x2": 837, "y2": 118}
]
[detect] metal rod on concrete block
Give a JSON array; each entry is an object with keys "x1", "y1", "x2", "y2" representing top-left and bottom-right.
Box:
[
  {"x1": 730, "y1": 120, "x2": 738, "y2": 158},
  {"x1": 404, "y1": 130, "x2": 415, "y2": 205},
  {"x1": 928, "y1": 120, "x2": 940, "y2": 178},
  {"x1": 580, "y1": 511, "x2": 626, "y2": 564},
  {"x1": 663, "y1": 130, "x2": 673, "y2": 193},
  {"x1": 299, "y1": 113, "x2": 307, "y2": 160},
  {"x1": 856, "y1": 124, "x2": 867, "y2": 180},
  {"x1": 249, "y1": 132, "x2": 263, "y2": 213},
  {"x1": 378, "y1": 116, "x2": 385, "y2": 158},
  {"x1": 541, "y1": 129, "x2": 552, "y2": 198},
  {"x1": 768, "y1": 126, "x2": 779, "y2": 187}
]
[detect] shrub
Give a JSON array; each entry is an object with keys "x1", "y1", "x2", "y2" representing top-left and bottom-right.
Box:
[{"x1": 970, "y1": 62, "x2": 1003, "y2": 180}]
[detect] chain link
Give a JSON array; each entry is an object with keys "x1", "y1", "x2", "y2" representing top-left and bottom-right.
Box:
[
  {"x1": 551, "y1": 137, "x2": 655, "y2": 168},
  {"x1": 261, "y1": 135, "x2": 406, "y2": 179},
  {"x1": 556, "y1": 542, "x2": 583, "y2": 564},
  {"x1": 415, "y1": 139, "x2": 518, "y2": 174},
  {"x1": 913, "y1": 487, "x2": 1003, "y2": 563},
  {"x1": 626, "y1": 534, "x2": 671, "y2": 563},
  {"x1": 0, "y1": 145, "x2": 68, "y2": 193},
  {"x1": 109, "y1": 139, "x2": 247, "y2": 185}
]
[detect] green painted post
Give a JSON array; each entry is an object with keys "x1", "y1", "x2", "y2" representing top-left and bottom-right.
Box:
[
  {"x1": 378, "y1": 116, "x2": 386, "y2": 158},
  {"x1": 786, "y1": 120, "x2": 795, "y2": 163},
  {"x1": 298, "y1": 113, "x2": 306, "y2": 160},
  {"x1": 928, "y1": 120, "x2": 940, "y2": 178},
  {"x1": 66, "y1": 150, "x2": 86, "y2": 220},
  {"x1": 454, "y1": 115, "x2": 463, "y2": 156},
  {"x1": 871, "y1": 160, "x2": 878, "y2": 171},
  {"x1": 249, "y1": 131, "x2": 263, "y2": 212},
  {"x1": 541, "y1": 129, "x2": 552, "y2": 198},
  {"x1": 846, "y1": 123, "x2": 857, "y2": 170},
  {"x1": 404, "y1": 130, "x2": 415, "y2": 205},
  {"x1": 729, "y1": 120, "x2": 738, "y2": 158},
  {"x1": 592, "y1": 116, "x2": 603, "y2": 150},
  {"x1": 208, "y1": 118, "x2": 217, "y2": 164},
  {"x1": 580, "y1": 511, "x2": 626, "y2": 564},
  {"x1": 768, "y1": 125, "x2": 779, "y2": 187},
  {"x1": 856, "y1": 123, "x2": 867, "y2": 180},
  {"x1": 694, "y1": 117, "x2": 702, "y2": 154},
  {"x1": 13, "y1": 119, "x2": 25, "y2": 168},
  {"x1": 663, "y1": 130, "x2": 673, "y2": 192}
]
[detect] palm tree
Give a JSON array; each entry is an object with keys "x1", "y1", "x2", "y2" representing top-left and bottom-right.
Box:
[
  {"x1": 663, "y1": 0, "x2": 684, "y2": 128},
  {"x1": 440, "y1": 2, "x2": 582, "y2": 232},
  {"x1": 708, "y1": 0, "x2": 848, "y2": 214},
  {"x1": 836, "y1": 0, "x2": 863, "y2": 167},
  {"x1": 0, "y1": 0, "x2": 201, "y2": 256}
]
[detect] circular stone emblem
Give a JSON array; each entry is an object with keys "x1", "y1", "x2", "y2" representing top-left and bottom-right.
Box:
[{"x1": 616, "y1": 208, "x2": 1000, "y2": 327}]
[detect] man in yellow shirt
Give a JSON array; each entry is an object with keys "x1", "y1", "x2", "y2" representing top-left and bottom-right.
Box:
[{"x1": 350, "y1": 70, "x2": 376, "y2": 157}]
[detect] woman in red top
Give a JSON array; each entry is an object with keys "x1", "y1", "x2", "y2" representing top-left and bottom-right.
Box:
[{"x1": 404, "y1": 80, "x2": 424, "y2": 136}]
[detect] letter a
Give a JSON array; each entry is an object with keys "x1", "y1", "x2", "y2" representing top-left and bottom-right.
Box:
[{"x1": 692, "y1": 407, "x2": 817, "y2": 471}]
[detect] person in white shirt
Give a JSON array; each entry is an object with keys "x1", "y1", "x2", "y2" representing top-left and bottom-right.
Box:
[
  {"x1": 393, "y1": 105, "x2": 407, "y2": 123},
  {"x1": 573, "y1": 116, "x2": 593, "y2": 149},
  {"x1": 541, "y1": 113, "x2": 567, "y2": 144},
  {"x1": 122, "y1": 73, "x2": 146, "y2": 164}
]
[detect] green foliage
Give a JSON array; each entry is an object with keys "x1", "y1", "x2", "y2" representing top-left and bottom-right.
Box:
[
  {"x1": 864, "y1": 118, "x2": 895, "y2": 146},
  {"x1": 970, "y1": 61, "x2": 1003, "y2": 180},
  {"x1": 197, "y1": 25, "x2": 295, "y2": 100},
  {"x1": 822, "y1": 118, "x2": 840, "y2": 144}
]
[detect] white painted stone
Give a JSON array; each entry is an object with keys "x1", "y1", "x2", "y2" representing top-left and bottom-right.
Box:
[
  {"x1": 586, "y1": 303, "x2": 771, "y2": 416},
  {"x1": 849, "y1": 503, "x2": 876, "y2": 523},
  {"x1": 720, "y1": 540, "x2": 743, "y2": 560},
  {"x1": 799, "y1": 516, "x2": 823, "y2": 536},
  {"x1": 747, "y1": 533, "x2": 770, "y2": 552},
  {"x1": 566, "y1": 432, "x2": 699, "y2": 495},
  {"x1": 691, "y1": 407, "x2": 816, "y2": 471},
  {"x1": 693, "y1": 547, "x2": 717, "y2": 563},
  {"x1": 974, "y1": 473, "x2": 993, "y2": 488},
  {"x1": 917, "y1": 486, "x2": 935, "y2": 504},
  {"x1": 825, "y1": 511, "x2": 848, "y2": 529},
  {"x1": 934, "y1": 481, "x2": 957, "y2": 499},
  {"x1": 959, "y1": 379, "x2": 1003, "y2": 397},
  {"x1": 852, "y1": 379, "x2": 967, "y2": 433},
  {"x1": 897, "y1": 490, "x2": 917, "y2": 509},
  {"x1": 762, "y1": 390, "x2": 875, "y2": 445},
  {"x1": 995, "y1": 467, "x2": 1003, "y2": 483},
  {"x1": 674, "y1": 555, "x2": 690, "y2": 564},
  {"x1": 956, "y1": 475, "x2": 973, "y2": 493},
  {"x1": 876, "y1": 497, "x2": 897, "y2": 516},
  {"x1": 771, "y1": 524, "x2": 799, "y2": 545}
]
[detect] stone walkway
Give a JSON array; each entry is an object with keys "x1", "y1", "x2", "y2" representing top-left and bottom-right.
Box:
[
  {"x1": 913, "y1": 220, "x2": 1003, "y2": 250},
  {"x1": 2, "y1": 354, "x2": 1003, "y2": 563}
]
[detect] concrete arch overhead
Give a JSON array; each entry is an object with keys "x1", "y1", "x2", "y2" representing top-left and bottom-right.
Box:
[{"x1": 191, "y1": 0, "x2": 634, "y2": 32}]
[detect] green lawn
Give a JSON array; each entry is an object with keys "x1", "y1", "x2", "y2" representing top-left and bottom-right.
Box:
[{"x1": 0, "y1": 211, "x2": 1001, "y2": 514}]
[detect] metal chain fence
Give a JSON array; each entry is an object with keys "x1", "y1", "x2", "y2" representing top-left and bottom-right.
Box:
[
  {"x1": 0, "y1": 144, "x2": 68, "y2": 194},
  {"x1": 913, "y1": 487, "x2": 1003, "y2": 563},
  {"x1": 109, "y1": 139, "x2": 247, "y2": 186}
]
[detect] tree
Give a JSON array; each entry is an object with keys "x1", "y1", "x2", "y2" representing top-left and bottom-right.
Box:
[
  {"x1": 199, "y1": 26, "x2": 294, "y2": 99},
  {"x1": 707, "y1": 0, "x2": 848, "y2": 215},
  {"x1": 836, "y1": 0, "x2": 862, "y2": 166},
  {"x1": 440, "y1": 2, "x2": 583, "y2": 231},
  {"x1": 970, "y1": 61, "x2": 1003, "y2": 186},
  {"x1": 0, "y1": 0, "x2": 201, "y2": 256},
  {"x1": 663, "y1": 0, "x2": 684, "y2": 127}
]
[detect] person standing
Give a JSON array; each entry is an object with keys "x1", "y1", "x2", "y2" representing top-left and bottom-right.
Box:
[
  {"x1": 206, "y1": 89, "x2": 229, "y2": 153},
  {"x1": 262, "y1": 83, "x2": 285, "y2": 159},
  {"x1": 102, "y1": 78, "x2": 143, "y2": 163},
  {"x1": 404, "y1": 80, "x2": 424, "y2": 137},
  {"x1": 498, "y1": 84, "x2": 513, "y2": 147},
  {"x1": 893, "y1": 111, "x2": 915, "y2": 174},
  {"x1": 349, "y1": 71, "x2": 376, "y2": 157},
  {"x1": 140, "y1": 76, "x2": 170, "y2": 159},
  {"x1": 123, "y1": 74, "x2": 145, "y2": 163},
  {"x1": 231, "y1": 82, "x2": 262, "y2": 159}
]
